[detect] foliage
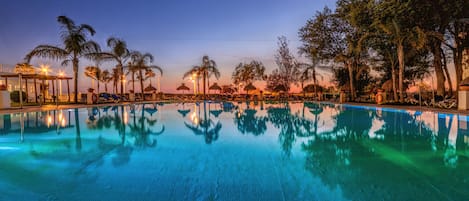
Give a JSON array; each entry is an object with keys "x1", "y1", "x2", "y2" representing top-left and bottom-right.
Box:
[
  {"x1": 183, "y1": 55, "x2": 219, "y2": 98},
  {"x1": 272, "y1": 36, "x2": 301, "y2": 92},
  {"x1": 10, "y1": 91, "x2": 27, "y2": 102},
  {"x1": 25, "y1": 16, "x2": 100, "y2": 103},
  {"x1": 232, "y1": 60, "x2": 266, "y2": 87}
]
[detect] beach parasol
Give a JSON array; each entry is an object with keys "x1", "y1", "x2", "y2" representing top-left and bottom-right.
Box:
[
  {"x1": 273, "y1": 84, "x2": 287, "y2": 92},
  {"x1": 209, "y1": 82, "x2": 222, "y2": 93},
  {"x1": 243, "y1": 83, "x2": 257, "y2": 94},
  {"x1": 303, "y1": 84, "x2": 324, "y2": 93},
  {"x1": 178, "y1": 109, "x2": 191, "y2": 117},
  {"x1": 144, "y1": 107, "x2": 158, "y2": 116},
  {"x1": 222, "y1": 85, "x2": 236, "y2": 94},
  {"x1": 177, "y1": 83, "x2": 190, "y2": 94},
  {"x1": 144, "y1": 84, "x2": 157, "y2": 92}
]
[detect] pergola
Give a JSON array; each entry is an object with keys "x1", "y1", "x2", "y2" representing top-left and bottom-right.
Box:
[{"x1": 0, "y1": 73, "x2": 73, "y2": 103}]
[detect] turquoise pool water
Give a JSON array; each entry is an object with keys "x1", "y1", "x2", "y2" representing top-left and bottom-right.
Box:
[{"x1": 0, "y1": 102, "x2": 468, "y2": 201}]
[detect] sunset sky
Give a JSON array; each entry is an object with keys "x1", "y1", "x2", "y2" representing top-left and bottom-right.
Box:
[{"x1": 0, "y1": 0, "x2": 336, "y2": 93}]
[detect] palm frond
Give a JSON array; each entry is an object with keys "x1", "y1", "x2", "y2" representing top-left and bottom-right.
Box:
[
  {"x1": 80, "y1": 40, "x2": 101, "y2": 55},
  {"x1": 78, "y1": 24, "x2": 96, "y2": 36},
  {"x1": 148, "y1": 65, "x2": 163, "y2": 76},
  {"x1": 57, "y1": 16, "x2": 76, "y2": 32},
  {"x1": 25, "y1": 45, "x2": 68, "y2": 62},
  {"x1": 61, "y1": 59, "x2": 72, "y2": 66}
]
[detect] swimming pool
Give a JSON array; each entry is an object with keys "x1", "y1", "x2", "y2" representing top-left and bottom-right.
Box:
[{"x1": 0, "y1": 102, "x2": 468, "y2": 201}]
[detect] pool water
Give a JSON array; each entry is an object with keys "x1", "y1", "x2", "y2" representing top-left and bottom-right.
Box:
[{"x1": 0, "y1": 102, "x2": 468, "y2": 201}]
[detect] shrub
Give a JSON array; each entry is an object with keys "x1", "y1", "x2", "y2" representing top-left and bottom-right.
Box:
[{"x1": 10, "y1": 91, "x2": 27, "y2": 102}]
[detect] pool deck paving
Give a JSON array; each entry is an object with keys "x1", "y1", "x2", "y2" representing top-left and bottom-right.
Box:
[{"x1": 1, "y1": 100, "x2": 469, "y2": 115}]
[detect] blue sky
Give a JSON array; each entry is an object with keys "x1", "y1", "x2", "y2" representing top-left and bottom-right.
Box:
[{"x1": 0, "y1": 0, "x2": 335, "y2": 92}]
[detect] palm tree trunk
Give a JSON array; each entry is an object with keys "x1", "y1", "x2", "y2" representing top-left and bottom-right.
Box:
[
  {"x1": 442, "y1": 50, "x2": 452, "y2": 97},
  {"x1": 313, "y1": 69, "x2": 318, "y2": 99},
  {"x1": 203, "y1": 71, "x2": 207, "y2": 100},
  {"x1": 139, "y1": 69, "x2": 144, "y2": 100},
  {"x1": 132, "y1": 71, "x2": 135, "y2": 93},
  {"x1": 433, "y1": 45, "x2": 446, "y2": 97},
  {"x1": 397, "y1": 43, "x2": 405, "y2": 103},
  {"x1": 347, "y1": 61, "x2": 355, "y2": 101},
  {"x1": 119, "y1": 64, "x2": 124, "y2": 97},
  {"x1": 73, "y1": 58, "x2": 79, "y2": 103},
  {"x1": 207, "y1": 75, "x2": 210, "y2": 96},
  {"x1": 391, "y1": 64, "x2": 398, "y2": 102}
]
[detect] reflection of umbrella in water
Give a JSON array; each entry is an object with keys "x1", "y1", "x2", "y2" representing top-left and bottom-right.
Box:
[
  {"x1": 177, "y1": 103, "x2": 190, "y2": 117},
  {"x1": 144, "y1": 106, "x2": 158, "y2": 116},
  {"x1": 177, "y1": 83, "x2": 190, "y2": 93},
  {"x1": 209, "y1": 82, "x2": 222, "y2": 93},
  {"x1": 210, "y1": 109, "x2": 223, "y2": 117},
  {"x1": 144, "y1": 84, "x2": 157, "y2": 92},
  {"x1": 178, "y1": 109, "x2": 191, "y2": 117}
]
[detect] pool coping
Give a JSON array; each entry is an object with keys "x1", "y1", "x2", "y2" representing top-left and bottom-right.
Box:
[{"x1": 0, "y1": 100, "x2": 468, "y2": 115}]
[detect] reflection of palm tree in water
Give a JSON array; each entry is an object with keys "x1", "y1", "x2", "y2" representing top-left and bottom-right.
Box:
[
  {"x1": 74, "y1": 108, "x2": 81, "y2": 151},
  {"x1": 127, "y1": 104, "x2": 165, "y2": 148},
  {"x1": 268, "y1": 102, "x2": 327, "y2": 156},
  {"x1": 234, "y1": 108, "x2": 267, "y2": 136},
  {"x1": 185, "y1": 102, "x2": 222, "y2": 144},
  {"x1": 267, "y1": 104, "x2": 298, "y2": 156}
]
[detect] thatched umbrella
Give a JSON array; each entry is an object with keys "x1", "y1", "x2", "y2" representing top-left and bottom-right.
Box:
[
  {"x1": 303, "y1": 84, "x2": 324, "y2": 93},
  {"x1": 244, "y1": 83, "x2": 257, "y2": 94},
  {"x1": 222, "y1": 85, "x2": 236, "y2": 94},
  {"x1": 273, "y1": 84, "x2": 287, "y2": 92},
  {"x1": 177, "y1": 83, "x2": 190, "y2": 94},
  {"x1": 144, "y1": 84, "x2": 157, "y2": 92},
  {"x1": 209, "y1": 82, "x2": 222, "y2": 93}
]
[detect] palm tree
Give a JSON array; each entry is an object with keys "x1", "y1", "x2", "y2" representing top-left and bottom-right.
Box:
[
  {"x1": 25, "y1": 16, "x2": 100, "y2": 103},
  {"x1": 232, "y1": 60, "x2": 266, "y2": 92},
  {"x1": 183, "y1": 67, "x2": 202, "y2": 94},
  {"x1": 100, "y1": 70, "x2": 112, "y2": 93},
  {"x1": 144, "y1": 69, "x2": 156, "y2": 86},
  {"x1": 14, "y1": 63, "x2": 36, "y2": 74},
  {"x1": 183, "y1": 55, "x2": 219, "y2": 99},
  {"x1": 127, "y1": 51, "x2": 161, "y2": 99},
  {"x1": 87, "y1": 37, "x2": 130, "y2": 97},
  {"x1": 111, "y1": 67, "x2": 121, "y2": 94},
  {"x1": 298, "y1": 55, "x2": 327, "y2": 98},
  {"x1": 84, "y1": 66, "x2": 101, "y2": 94},
  {"x1": 146, "y1": 66, "x2": 163, "y2": 92}
]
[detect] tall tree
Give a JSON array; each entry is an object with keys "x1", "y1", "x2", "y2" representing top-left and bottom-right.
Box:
[
  {"x1": 299, "y1": 4, "x2": 371, "y2": 100},
  {"x1": 91, "y1": 37, "x2": 130, "y2": 97},
  {"x1": 100, "y1": 70, "x2": 112, "y2": 93},
  {"x1": 232, "y1": 60, "x2": 266, "y2": 90},
  {"x1": 273, "y1": 36, "x2": 301, "y2": 92},
  {"x1": 183, "y1": 55, "x2": 219, "y2": 99},
  {"x1": 25, "y1": 16, "x2": 100, "y2": 103},
  {"x1": 127, "y1": 51, "x2": 160, "y2": 98},
  {"x1": 374, "y1": 0, "x2": 423, "y2": 102},
  {"x1": 84, "y1": 66, "x2": 101, "y2": 94}
]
